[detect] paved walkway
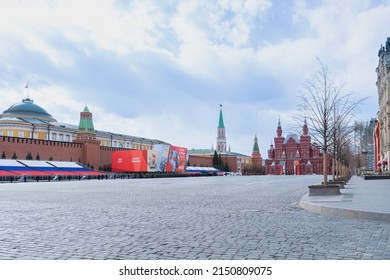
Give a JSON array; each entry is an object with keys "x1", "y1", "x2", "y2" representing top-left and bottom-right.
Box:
[{"x1": 299, "y1": 176, "x2": 390, "y2": 222}]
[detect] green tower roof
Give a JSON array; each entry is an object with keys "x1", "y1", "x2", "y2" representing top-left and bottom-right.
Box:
[
  {"x1": 218, "y1": 106, "x2": 225, "y2": 128},
  {"x1": 253, "y1": 135, "x2": 260, "y2": 152},
  {"x1": 77, "y1": 106, "x2": 96, "y2": 134}
]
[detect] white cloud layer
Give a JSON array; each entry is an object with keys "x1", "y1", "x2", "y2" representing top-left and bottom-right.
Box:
[{"x1": 1, "y1": 0, "x2": 389, "y2": 156}]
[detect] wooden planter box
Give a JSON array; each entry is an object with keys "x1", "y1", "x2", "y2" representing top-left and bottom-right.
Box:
[{"x1": 308, "y1": 184, "x2": 341, "y2": 196}]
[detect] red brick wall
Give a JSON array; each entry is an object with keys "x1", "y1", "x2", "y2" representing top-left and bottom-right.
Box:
[
  {"x1": 0, "y1": 137, "x2": 153, "y2": 171},
  {"x1": 100, "y1": 147, "x2": 113, "y2": 169},
  {"x1": 188, "y1": 155, "x2": 213, "y2": 167},
  {"x1": 220, "y1": 155, "x2": 238, "y2": 172},
  {"x1": 251, "y1": 151, "x2": 262, "y2": 169},
  {"x1": 73, "y1": 139, "x2": 101, "y2": 169},
  {"x1": 0, "y1": 136, "x2": 83, "y2": 162}
]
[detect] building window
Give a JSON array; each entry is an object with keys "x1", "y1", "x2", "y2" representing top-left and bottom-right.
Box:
[
  {"x1": 66, "y1": 135, "x2": 70, "y2": 142},
  {"x1": 8, "y1": 130, "x2": 13, "y2": 137},
  {"x1": 59, "y1": 134, "x2": 64, "y2": 141},
  {"x1": 0, "y1": 130, "x2": 2, "y2": 136},
  {"x1": 52, "y1": 133, "x2": 57, "y2": 140}
]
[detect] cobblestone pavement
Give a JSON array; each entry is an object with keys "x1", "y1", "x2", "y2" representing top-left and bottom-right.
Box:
[{"x1": 0, "y1": 175, "x2": 389, "y2": 260}]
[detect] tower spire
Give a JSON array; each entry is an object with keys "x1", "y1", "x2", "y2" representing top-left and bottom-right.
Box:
[
  {"x1": 218, "y1": 104, "x2": 225, "y2": 128},
  {"x1": 303, "y1": 116, "x2": 308, "y2": 136},
  {"x1": 216, "y1": 104, "x2": 226, "y2": 152},
  {"x1": 253, "y1": 134, "x2": 260, "y2": 152},
  {"x1": 277, "y1": 117, "x2": 282, "y2": 137}
]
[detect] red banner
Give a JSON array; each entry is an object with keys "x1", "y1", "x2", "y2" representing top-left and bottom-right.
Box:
[
  {"x1": 112, "y1": 145, "x2": 187, "y2": 173},
  {"x1": 112, "y1": 150, "x2": 147, "y2": 172},
  {"x1": 166, "y1": 145, "x2": 187, "y2": 173}
]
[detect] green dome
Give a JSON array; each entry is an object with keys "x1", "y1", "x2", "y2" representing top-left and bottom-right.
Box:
[{"x1": 1, "y1": 98, "x2": 56, "y2": 122}]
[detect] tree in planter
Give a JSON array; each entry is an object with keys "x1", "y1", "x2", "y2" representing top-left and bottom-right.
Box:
[
  {"x1": 12, "y1": 152, "x2": 17, "y2": 159},
  {"x1": 1, "y1": 151, "x2": 6, "y2": 159},
  {"x1": 332, "y1": 123, "x2": 355, "y2": 180},
  {"x1": 297, "y1": 59, "x2": 366, "y2": 186},
  {"x1": 25, "y1": 152, "x2": 33, "y2": 160},
  {"x1": 36, "y1": 153, "x2": 40, "y2": 160}
]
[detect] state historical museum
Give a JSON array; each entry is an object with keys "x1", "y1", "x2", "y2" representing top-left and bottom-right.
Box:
[{"x1": 265, "y1": 118, "x2": 332, "y2": 175}]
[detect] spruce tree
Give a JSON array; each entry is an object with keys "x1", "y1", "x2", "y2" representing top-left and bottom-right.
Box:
[
  {"x1": 212, "y1": 151, "x2": 219, "y2": 167},
  {"x1": 224, "y1": 162, "x2": 229, "y2": 172}
]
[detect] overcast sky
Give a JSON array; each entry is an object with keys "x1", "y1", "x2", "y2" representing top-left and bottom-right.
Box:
[{"x1": 1, "y1": 0, "x2": 389, "y2": 156}]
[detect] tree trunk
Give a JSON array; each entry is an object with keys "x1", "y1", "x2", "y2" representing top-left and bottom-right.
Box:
[
  {"x1": 332, "y1": 157, "x2": 335, "y2": 181},
  {"x1": 323, "y1": 151, "x2": 328, "y2": 186}
]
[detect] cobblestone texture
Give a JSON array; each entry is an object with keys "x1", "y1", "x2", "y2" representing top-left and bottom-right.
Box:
[{"x1": 0, "y1": 175, "x2": 389, "y2": 260}]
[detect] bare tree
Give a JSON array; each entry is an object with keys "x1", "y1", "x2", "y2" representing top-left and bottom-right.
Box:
[
  {"x1": 332, "y1": 125, "x2": 355, "y2": 179},
  {"x1": 331, "y1": 97, "x2": 364, "y2": 180},
  {"x1": 297, "y1": 59, "x2": 366, "y2": 186}
]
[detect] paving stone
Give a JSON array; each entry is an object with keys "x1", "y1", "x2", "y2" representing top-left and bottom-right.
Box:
[{"x1": 0, "y1": 176, "x2": 389, "y2": 260}]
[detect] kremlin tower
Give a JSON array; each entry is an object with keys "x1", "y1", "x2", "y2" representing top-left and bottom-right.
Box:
[
  {"x1": 216, "y1": 104, "x2": 227, "y2": 153},
  {"x1": 251, "y1": 135, "x2": 263, "y2": 173},
  {"x1": 74, "y1": 106, "x2": 100, "y2": 168}
]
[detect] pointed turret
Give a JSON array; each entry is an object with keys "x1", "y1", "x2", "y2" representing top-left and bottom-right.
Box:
[
  {"x1": 300, "y1": 116, "x2": 311, "y2": 159},
  {"x1": 216, "y1": 104, "x2": 226, "y2": 153},
  {"x1": 277, "y1": 117, "x2": 282, "y2": 137},
  {"x1": 251, "y1": 134, "x2": 262, "y2": 173},
  {"x1": 302, "y1": 116, "x2": 308, "y2": 136},
  {"x1": 218, "y1": 104, "x2": 225, "y2": 129},
  {"x1": 253, "y1": 135, "x2": 260, "y2": 153},
  {"x1": 267, "y1": 142, "x2": 275, "y2": 159},
  {"x1": 77, "y1": 105, "x2": 96, "y2": 140}
]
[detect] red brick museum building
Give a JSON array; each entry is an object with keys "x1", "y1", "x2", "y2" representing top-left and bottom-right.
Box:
[{"x1": 265, "y1": 119, "x2": 332, "y2": 175}]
